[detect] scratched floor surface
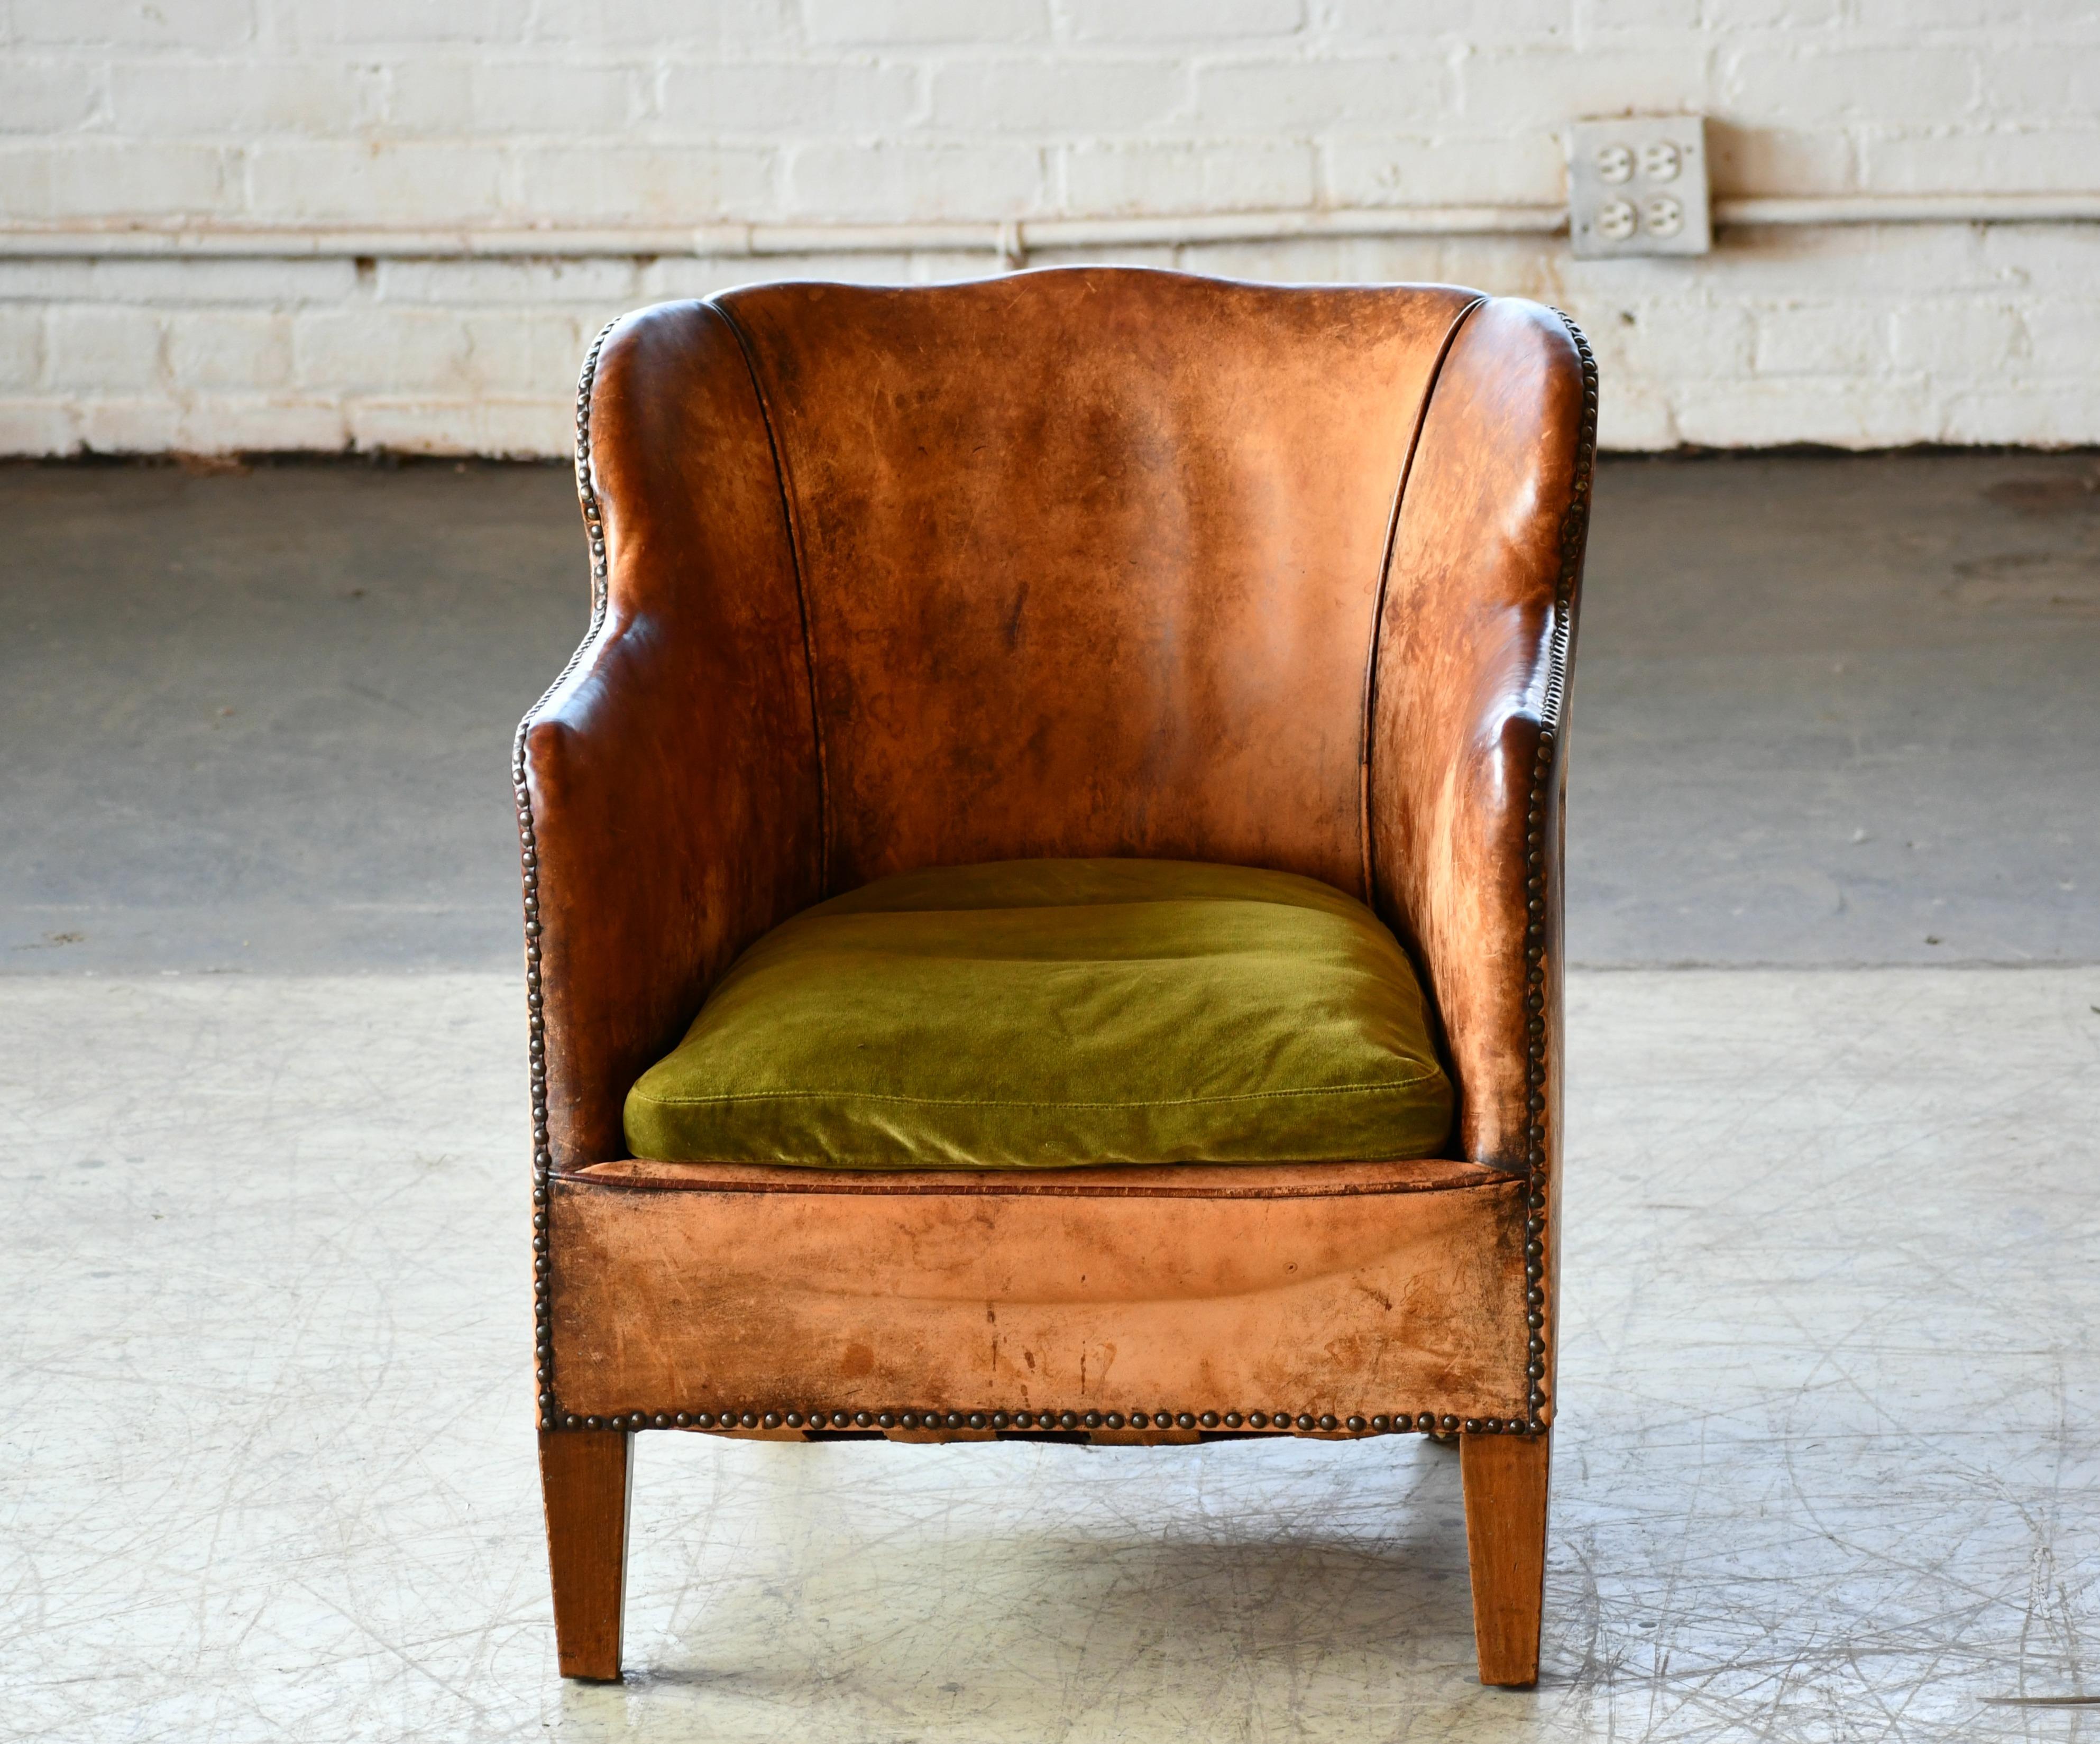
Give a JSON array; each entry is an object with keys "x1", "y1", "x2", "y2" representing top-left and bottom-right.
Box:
[{"x1": 2, "y1": 967, "x2": 2094, "y2": 1742}]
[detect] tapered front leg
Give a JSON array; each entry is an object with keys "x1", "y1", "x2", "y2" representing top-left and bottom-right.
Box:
[
  {"x1": 1459, "y1": 1429, "x2": 1551, "y2": 1686},
  {"x1": 540, "y1": 1429, "x2": 634, "y2": 1681}
]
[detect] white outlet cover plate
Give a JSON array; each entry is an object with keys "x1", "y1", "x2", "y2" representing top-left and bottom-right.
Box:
[{"x1": 1568, "y1": 115, "x2": 1711, "y2": 259}]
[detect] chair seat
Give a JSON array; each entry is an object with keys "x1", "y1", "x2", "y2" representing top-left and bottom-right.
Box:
[{"x1": 623, "y1": 858, "x2": 1453, "y2": 1169}]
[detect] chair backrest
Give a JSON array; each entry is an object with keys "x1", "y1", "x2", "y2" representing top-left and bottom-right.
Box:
[{"x1": 713, "y1": 268, "x2": 1483, "y2": 899}]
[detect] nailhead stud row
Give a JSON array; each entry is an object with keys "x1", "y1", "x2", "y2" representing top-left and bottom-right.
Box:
[
  {"x1": 1517, "y1": 313, "x2": 1599, "y2": 1436},
  {"x1": 520, "y1": 317, "x2": 621, "y2": 1433},
  {"x1": 555, "y1": 1407, "x2": 1544, "y2": 1435}
]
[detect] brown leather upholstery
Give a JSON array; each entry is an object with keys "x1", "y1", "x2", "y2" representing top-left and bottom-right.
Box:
[
  {"x1": 551, "y1": 1162, "x2": 1530, "y2": 1427},
  {"x1": 518, "y1": 266, "x2": 1595, "y2": 1685},
  {"x1": 523, "y1": 304, "x2": 821, "y2": 1175},
  {"x1": 1369, "y1": 297, "x2": 1588, "y2": 1177},
  {"x1": 718, "y1": 274, "x2": 1476, "y2": 894}
]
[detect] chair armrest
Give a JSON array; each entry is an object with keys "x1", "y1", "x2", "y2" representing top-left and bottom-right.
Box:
[
  {"x1": 518, "y1": 304, "x2": 822, "y2": 1172},
  {"x1": 1367, "y1": 299, "x2": 1597, "y2": 1174}
]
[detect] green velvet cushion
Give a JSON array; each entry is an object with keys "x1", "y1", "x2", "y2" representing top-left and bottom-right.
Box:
[{"x1": 623, "y1": 858, "x2": 1454, "y2": 1170}]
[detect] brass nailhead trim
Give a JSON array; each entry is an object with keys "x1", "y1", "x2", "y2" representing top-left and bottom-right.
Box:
[
  {"x1": 1512, "y1": 310, "x2": 1597, "y2": 1437},
  {"x1": 520, "y1": 316, "x2": 620, "y2": 1433},
  {"x1": 560, "y1": 1405, "x2": 1548, "y2": 1440}
]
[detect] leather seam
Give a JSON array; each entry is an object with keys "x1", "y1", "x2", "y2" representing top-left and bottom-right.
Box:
[
  {"x1": 560, "y1": 1172, "x2": 1517, "y2": 1199},
  {"x1": 709, "y1": 297, "x2": 832, "y2": 896},
  {"x1": 1356, "y1": 292, "x2": 1491, "y2": 908}
]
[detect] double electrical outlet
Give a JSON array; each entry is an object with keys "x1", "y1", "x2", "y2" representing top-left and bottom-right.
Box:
[{"x1": 1567, "y1": 116, "x2": 1711, "y2": 259}]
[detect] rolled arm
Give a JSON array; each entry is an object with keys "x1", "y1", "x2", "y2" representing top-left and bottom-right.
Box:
[
  {"x1": 520, "y1": 304, "x2": 821, "y2": 1172},
  {"x1": 1367, "y1": 299, "x2": 1596, "y2": 1174}
]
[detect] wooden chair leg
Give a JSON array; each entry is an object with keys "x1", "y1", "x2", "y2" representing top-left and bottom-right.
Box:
[
  {"x1": 540, "y1": 1428, "x2": 633, "y2": 1681},
  {"x1": 1459, "y1": 1429, "x2": 1551, "y2": 1687}
]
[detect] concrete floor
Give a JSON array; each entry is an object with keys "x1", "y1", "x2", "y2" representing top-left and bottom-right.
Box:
[
  {"x1": 3, "y1": 451, "x2": 2096, "y2": 972},
  {"x1": 5, "y1": 969, "x2": 2094, "y2": 1741},
  {"x1": 3, "y1": 454, "x2": 2098, "y2": 1740}
]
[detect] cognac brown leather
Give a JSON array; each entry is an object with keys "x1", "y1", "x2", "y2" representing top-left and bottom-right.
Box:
[
  {"x1": 1368, "y1": 297, "x2": 1586, "y2": 1173},
  {"x1": 525, "y1": 303, "x2": 821, "y2": 1176},
  {"x1": 548, "y1": 1167, "x2": 1530, "y2": 1423},
  {"x1": 519, "y1": 265, "x2": 1590, "y2": 1438},
  {"x1": 717, "y1": 273, "x2": 1479, "y2": 897}
]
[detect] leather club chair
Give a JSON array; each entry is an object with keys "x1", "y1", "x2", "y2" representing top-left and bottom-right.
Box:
[{"x1": 515, "y1": 267, "x2": 1595, "y2": 1687}]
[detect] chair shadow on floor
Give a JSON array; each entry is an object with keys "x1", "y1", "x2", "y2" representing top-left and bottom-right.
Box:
[{"x1": 547, "y1": 1434, "x2": 1571, "y2": 1738}]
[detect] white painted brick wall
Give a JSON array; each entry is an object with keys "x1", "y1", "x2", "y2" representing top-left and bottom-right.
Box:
[{"x1": 2, "y1": 0, "x2": 2097, "y2": 454}]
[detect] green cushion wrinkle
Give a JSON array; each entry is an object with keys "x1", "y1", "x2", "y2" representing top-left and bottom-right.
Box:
[{"x1": 623, "y1": 858, "x2": 1454, "y2": 1169}]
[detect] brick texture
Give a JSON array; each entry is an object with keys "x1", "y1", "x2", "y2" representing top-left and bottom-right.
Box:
[{"x1": 1, "y1": 0, "x2": 2095, "y2": 452}]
